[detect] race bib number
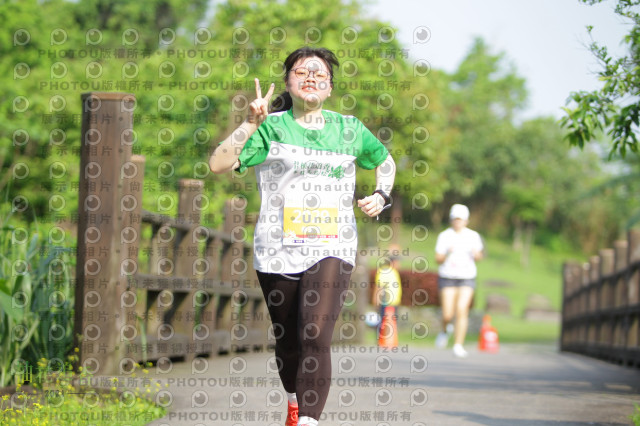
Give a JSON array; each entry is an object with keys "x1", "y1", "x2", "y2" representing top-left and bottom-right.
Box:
[{"x1": 283, "y1": 194, "x2": 338, "y2": 245}]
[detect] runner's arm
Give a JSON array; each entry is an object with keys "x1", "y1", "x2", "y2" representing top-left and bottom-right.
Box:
[
  {"x1": 357, "y1": 153, "x2": 396, "y2": 217},
  {"x1": 209, "y1": 121, "x2": 258, "y2": 174},
  {"x1": 209, "y1": 78, "x2": 274, "y2": 174}
]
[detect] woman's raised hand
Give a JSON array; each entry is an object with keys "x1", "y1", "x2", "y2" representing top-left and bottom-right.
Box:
[{"x1": 247, "y1": 78, "x2": 275, "y2": 125}]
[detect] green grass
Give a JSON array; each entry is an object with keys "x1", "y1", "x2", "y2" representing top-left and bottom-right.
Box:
[
  {"x1": 481, "y1": 314, "x2": 560, "y2": 343},
  {"x1": 358, "y1": 222, "x2": 579, "y2": 344},
  {"x1": 0, "y1": 216, "x2": 166, "y2": 424},
  {"x1": 362, "y1": 313, "x2": 560, "y2": 346},
  {"x1": 0, "y1": 358, "x2": 167, "y2": 426},
  {"x1": 630, "y1": 404, "x2": 640, "y2": 426},
  {"x1": 362, "y1": 223, "x2": 583, "y2": 317}
]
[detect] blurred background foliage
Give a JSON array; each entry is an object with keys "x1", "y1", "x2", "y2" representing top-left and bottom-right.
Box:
[
  {"x1": 0, "y1": 0, "x2": 637, "y2": 259},
  {"x1": 1, "y1": 0, "x2": 639, "y2": 381}
]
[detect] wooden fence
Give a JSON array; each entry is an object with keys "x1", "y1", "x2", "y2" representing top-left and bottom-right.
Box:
[
  {"x1": 561, "y1": 229, "x2": 640, "y2": 367},
  {"x1": 72, "y1": 92, "x2": 367, "y2": 375}
]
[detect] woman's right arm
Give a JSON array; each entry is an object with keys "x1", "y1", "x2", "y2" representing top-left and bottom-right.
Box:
[
  {"x1": 209, "y1": 120, "x2": 259, "y2": 173},
  {"x1": 209, "y1": 78, "x2": 274, "y2": 174},
  {"x1": 434, "y1": 233, "x2": 447, "y2": 264},
  {"x1": 435, "y1": 252, "x2": 447, "y2": 265}
]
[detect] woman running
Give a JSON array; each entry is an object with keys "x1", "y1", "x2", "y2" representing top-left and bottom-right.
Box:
[{"x1": 209, "y1": 46, "x2": 396, "y2": 426}]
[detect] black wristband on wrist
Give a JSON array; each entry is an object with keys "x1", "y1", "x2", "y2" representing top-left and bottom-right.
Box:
[{"x1": 373, "y1": 189, "x2": 392, "y2": 207}]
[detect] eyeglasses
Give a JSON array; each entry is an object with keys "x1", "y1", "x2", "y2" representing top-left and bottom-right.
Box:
[{"x1": 291, "y1": 67, "x2": 330, "y2": 82}]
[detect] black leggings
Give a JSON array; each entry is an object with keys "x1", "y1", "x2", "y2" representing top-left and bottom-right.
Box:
[{"x1": 257, "y1": 257, "x2": 353, "y2": 420}]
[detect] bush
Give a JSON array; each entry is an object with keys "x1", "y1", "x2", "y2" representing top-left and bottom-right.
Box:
[
  {"x1": 631, "y1": 404, "x2": 640, "y2": 426},
  {"x1": 0, "y1": 216, "x2": 74, "y2": 387},
  {"x1": 0, "y1": 354, "x2": 167, "y2": 425}
]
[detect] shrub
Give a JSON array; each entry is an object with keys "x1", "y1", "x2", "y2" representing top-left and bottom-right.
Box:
[{"x1": 0, "y1": 217, "x2": 74, "y2": 387}]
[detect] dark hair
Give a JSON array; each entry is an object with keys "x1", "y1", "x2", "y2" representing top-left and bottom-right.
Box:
[{"x1": 270, "y1": 46, "x2": 340, "y2": 113}]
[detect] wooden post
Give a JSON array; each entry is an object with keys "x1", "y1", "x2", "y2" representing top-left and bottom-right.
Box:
[
  {"x1": 600, "y1": 249, "x2": 615, "y2": 275},
  {"x1": 120, "y1": 154, "x2": 146, "y2": 363},
  {"x1": 600, "y1": 248, "x2": 615, "y2": 307},
  {"x1": 599, "y1": 249, "x2": 615, "y2": 347},
  {"x1": 221, "y1": 197, "x2": 246, "y2": 283},
  {"x1": 225, "y1": 198, "x2": 250, "y2": 352},
  {"x1": 74, "y1": 92, "x2": 135, "y2": 375},
  {"x1": 203, "y1": 230, "x2": 223, "y2": 356},
  {"x1": 612, "y1": 241, "x2": 625, "y2": 350},
  {"x1": 561, "y1": 262, "x2": 582, "y2": 351},
  {"x1": 612, "y1": 240, "x2": 629, "y2": 352},
  {"x1": 581, "y1": 262, "x2": 590, "y2": 314},
  {"x1": 173, "y1": 179, "x2": 204, "y2": 360},
  {"x1": 588, "y1": 255, "x2": 600, "y2": 314},
  {"x1": 240, "y1": 246, "x2": 269, "y2": 351},
  {"x1": 561, "y1": 262, "x2": 571, "y2": 351},
  {"x1": 581, "y1": 262, "x2": 590, "y2": 344},
  {"x1": 213, "y1": 198, "x2": 245, "y2": 354},
  {"x1": 352, "y1": 255, "x2": 369, "y2": 344}
]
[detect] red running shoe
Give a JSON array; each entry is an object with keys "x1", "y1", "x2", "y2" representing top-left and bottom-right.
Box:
[{"x1": 285, "y1": 402, "x2": 298, "y2": 426}]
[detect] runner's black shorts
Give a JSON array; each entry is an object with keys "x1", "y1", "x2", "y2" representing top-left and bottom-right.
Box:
[{"x1": 438, "y1": 277, "x2": 476, "y2": 290}]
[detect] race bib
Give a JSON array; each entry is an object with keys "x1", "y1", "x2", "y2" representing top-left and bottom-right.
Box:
[{"x1": 283, "y1": 194, "x2": 339, "y2": 245}]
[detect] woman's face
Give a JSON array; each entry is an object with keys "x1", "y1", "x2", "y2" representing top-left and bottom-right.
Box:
[
  {"x1": 286, "y1": 56, "x2": 333, "y2": 110},
  {"x1": 451, "y1": 218, "x2": 468, "y2": 231}
]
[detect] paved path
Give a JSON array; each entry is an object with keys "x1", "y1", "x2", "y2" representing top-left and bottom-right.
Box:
[{"x1": 144, "y1": 343, "x2": 640, "y2": 426}]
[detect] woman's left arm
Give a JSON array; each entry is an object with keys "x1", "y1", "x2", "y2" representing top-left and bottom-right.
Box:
[{"x1": 357, "y1": 154, "x2": 396, "y2": 217}]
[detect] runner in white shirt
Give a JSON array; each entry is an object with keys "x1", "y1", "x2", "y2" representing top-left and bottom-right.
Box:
[
  {"x1": 434, "y1": 204, "x2": 484, "y2": 358},
  {"x1": 210, "y1": 46, "x2": 396, "y2": 426}
]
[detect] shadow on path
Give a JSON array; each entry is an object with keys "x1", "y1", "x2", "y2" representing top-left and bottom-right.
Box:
[
  {"x1": 145, "y1": 343, "x2": 640, "y2": 426},
  {"x1": 433, "y1": 410, "x2": 629, "y2": 426}
]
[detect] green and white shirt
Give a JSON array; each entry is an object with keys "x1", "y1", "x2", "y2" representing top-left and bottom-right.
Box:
[{"x1": 237, "y1": 109, "x2": 389, "y2": 273}]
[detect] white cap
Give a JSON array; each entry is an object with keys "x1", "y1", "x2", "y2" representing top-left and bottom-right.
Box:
[{"x1": 449, "y1": 204, "x2": 469, "y2": 221}]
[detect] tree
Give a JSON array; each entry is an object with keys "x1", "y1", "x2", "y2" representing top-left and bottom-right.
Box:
[
  {"x1": 0, "y1": 0, "x2": 455, "y2": 236},
  {"x1": 561, "y1": 0, "x2": 640, "y2": 158},
  {"x1": 561, "y1": 0, "x2": 640, "y2": 235},
  {"x1": 438, "y1": 38, "x2": 527, "y2": 228}
]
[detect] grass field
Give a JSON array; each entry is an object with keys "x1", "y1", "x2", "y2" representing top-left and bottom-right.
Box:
[
  {"x1": 359, "y1": 222, "x2": 582, "y2": 344},
  {"x1": 360, "y1": 313, "x2": 561, "y2": 347}
]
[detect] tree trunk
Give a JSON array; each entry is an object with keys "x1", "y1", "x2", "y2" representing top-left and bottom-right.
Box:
[
  {"x1": 512, "y1": 217, "x2": 523, "y2": 251},
  {"x1": 521, "y1": 222, "x2": 535, "y2": 268}
]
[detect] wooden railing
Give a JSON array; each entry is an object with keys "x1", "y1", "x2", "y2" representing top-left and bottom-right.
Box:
[
  {"x1": 73, "y1": 92, "x2": 368, "y2": 375},
  {"x1": 561, "y1": 229, "x2": 640, "y2": 367},
  {"x1": 73, "y1": 92, "x2": 271, "y2": 375}
]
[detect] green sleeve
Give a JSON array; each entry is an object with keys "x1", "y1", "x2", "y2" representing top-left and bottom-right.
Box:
[
  {"x1": 235, "y1": 122, "x2": 271, "y2": 173},
  {"x1": 355, "y1": 119, "x2": 389, "y2": 169}
]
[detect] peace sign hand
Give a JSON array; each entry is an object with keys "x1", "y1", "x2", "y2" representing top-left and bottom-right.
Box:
[{"x1": 247, "y1": 78, "x2": 275, "y2": 125}]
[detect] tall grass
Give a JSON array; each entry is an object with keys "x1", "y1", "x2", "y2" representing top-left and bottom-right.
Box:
[{"x1": 0, "y1": 216, "x2": 74, "y2": 387}]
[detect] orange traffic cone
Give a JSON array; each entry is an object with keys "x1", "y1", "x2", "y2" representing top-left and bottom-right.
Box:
[
  {"x1": 378, "y1": 306, "x2": 398, "y2": 348},
  {"x1": 478, "y1": 314, "x2": 499, "y2": 352}
]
